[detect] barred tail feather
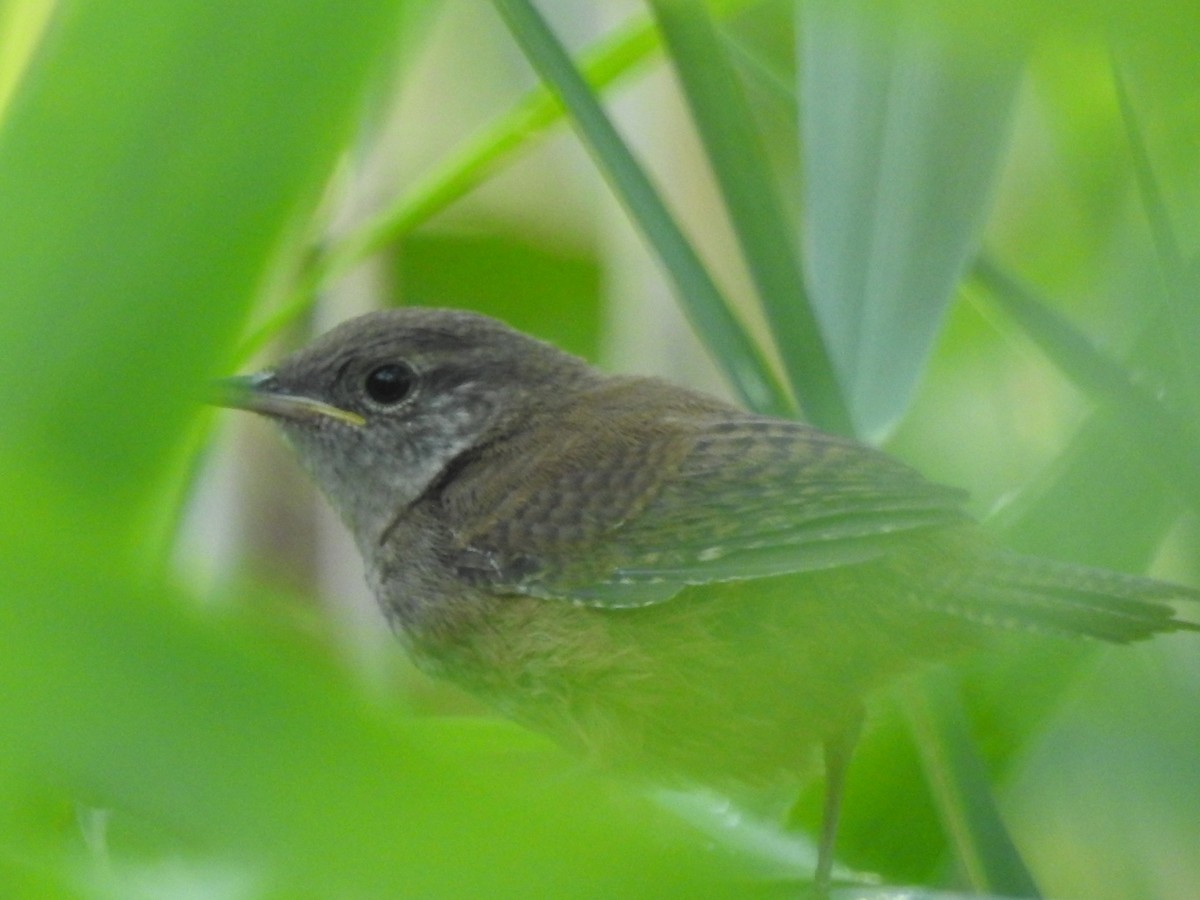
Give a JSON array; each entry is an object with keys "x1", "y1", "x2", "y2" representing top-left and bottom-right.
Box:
[{"x1": 951, "y1": 553, "x2": 1200, "y2": 643}]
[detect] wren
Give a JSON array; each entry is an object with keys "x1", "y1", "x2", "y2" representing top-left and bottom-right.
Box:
[{"x1": 216, "y1": 307, "x2": 1198, "y2": 892}]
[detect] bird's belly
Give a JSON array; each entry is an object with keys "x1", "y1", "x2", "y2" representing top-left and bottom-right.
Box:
[{"x1": 409, "y1": 569, "x2": 979, "y2": 791}]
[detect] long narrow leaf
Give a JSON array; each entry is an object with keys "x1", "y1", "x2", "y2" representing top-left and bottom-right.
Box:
[
  {"x1": 904, "y1": 674, "x2": 1042, "y2": 897},
  {"x1": 490, "y1": 0, "x2": 793, "y2": 416},
  {"x1": 649, "y1": 0, "x2": 851, "y2": 432}
]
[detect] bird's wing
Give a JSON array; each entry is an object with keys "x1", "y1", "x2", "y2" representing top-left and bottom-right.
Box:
[{"x1": 442, "y1": 405, "x2": 969, "y2": 608}]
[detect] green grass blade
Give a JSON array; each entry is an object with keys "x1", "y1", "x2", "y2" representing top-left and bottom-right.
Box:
[
  {"x1": 490, "y1": 0, "x2": 794, "y2": 417},
  {"x1": 800, "y1": 2, "x2": 1021, "y2": 438},
  {"x1": 648, "y1": 0, "x2": 851, "y2": 433},
  {"x1": 904, "y1": 674, "x2": 1042, "y2": 897}
]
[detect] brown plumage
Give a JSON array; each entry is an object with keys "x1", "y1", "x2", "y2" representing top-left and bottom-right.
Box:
[{"x1": 217, "y1": 307, "x2": 1198, "y2": 890}]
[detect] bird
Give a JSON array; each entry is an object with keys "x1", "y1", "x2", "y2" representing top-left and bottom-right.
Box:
[{"x1": 215, "y1": 306, "x2": 1198, "y2": 893}]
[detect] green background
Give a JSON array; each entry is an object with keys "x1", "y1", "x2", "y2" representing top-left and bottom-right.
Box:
[{"x1": 1, "y1": 0, "x2": 1196, "y2": 896}]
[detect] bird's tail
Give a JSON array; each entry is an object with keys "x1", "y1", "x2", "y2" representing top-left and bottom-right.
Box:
[{"x1": 948, "y1": 552, "x2": 1200, "y2": 643}]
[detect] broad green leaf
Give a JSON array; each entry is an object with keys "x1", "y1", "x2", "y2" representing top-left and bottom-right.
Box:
[
  {"x1": 797, "y1": 11, "x2": 1025, "y2": 884},
  {"x1": 800, "y1": 1, "x2": 1021, "y2": 438},
  {"x1": 0, "y1": 850, "x2": 86, "y2": 900}
]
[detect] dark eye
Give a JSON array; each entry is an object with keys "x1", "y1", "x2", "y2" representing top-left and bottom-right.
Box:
[{"x1": 364, "y1": 362, "x2": 416, "y2": 406}]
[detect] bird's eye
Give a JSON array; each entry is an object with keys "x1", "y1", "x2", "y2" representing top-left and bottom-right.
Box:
[{"x1": 363, "y1": 362, "x2": 416, "y2": 406}]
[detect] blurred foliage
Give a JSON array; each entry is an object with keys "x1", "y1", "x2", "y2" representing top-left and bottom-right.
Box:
[
  {"x1": 0, "y1": 0, "x2": 1197, "y2": 897},
  {"x1": 395, "y1": 230, "x2": 603, "y2": 359}
]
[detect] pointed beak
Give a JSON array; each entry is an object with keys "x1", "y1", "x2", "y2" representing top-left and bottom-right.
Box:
[{"x1": 211, "y1": 373, "x2": 366, "y2": 427}]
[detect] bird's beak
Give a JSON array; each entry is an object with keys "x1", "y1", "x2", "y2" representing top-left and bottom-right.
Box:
[{"x1": 212, "y1": 373, "x2": 366, "y2": 427}]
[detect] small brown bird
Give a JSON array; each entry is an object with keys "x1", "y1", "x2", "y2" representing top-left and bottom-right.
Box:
[{"x1": 217, "y1": 307, "x2": 1197, "y2": 892}]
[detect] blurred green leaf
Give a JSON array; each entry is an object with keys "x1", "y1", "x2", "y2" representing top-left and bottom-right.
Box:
[
  {"x1": 0, "y1": 554, "x2": 767, "y2": 897},
  {"x1": 995, "y1": 411, "x2": 1181, "y2": 572},
  {"x1": 395, "y1": 230, "x2": 604, "y2": 360},
  {"x1": 0, "y1": 851, "x2": 86, "y2": 900},
  {"x1": 1003, "y1": 640, "x2": 1200, "y2": 900},
  {"x1": 973, "y1": 259, "x2": 1200, "y2": 514},
  {"x1": 0, "y1": 0, "x2": 54, "y2": 119},
  {"x1": 0, "y1": 0, "x2": 416, "y2": 546},
  {"x1": 1112, "y1": 58, "x2": 1200, "y2": 420},
  {"x1": 800, "y1": 0, "x2": 1021, "y2": 438}
]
